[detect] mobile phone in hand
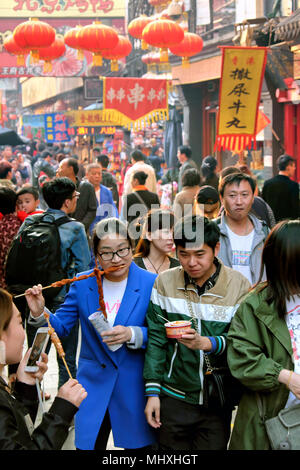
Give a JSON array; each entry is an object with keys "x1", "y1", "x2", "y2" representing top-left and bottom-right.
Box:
[{"x1": 24, "y1": 327, "x2": 49, "y2": 372}]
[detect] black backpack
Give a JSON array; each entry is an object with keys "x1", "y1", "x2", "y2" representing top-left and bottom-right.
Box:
[{"x1": 5, "y1": 213, "x2": 73, "y2": 302}]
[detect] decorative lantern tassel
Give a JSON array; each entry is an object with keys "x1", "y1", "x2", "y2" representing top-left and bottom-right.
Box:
[
  {"x1": 30, "y1": 49, "x2": 40, "y2": 64},
  {"x1": 182, "y1": 56, "x2": 190, "y2": 67},
  {"x1": 160, "y1": 48, "x2": 169, "y2": 62},
  {"x1": 111, "y1": 60, "x2": 119, "y2": 71},
  {"x1": 93, "y1": 53, "x2": 103, "y2": 66},
  {"x1": 141, "y1": 39, "x2": 148, "y2": 50},
  {"x1": 17, "y1": 55, "x2": 25, "y2": 66},
  {"x1": 77, "y1": 49, "x2": 84, "y2": 60}
]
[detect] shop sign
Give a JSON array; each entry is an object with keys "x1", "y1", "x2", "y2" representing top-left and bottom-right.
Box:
[
  {"x1": 0, "y1": 0, "x2": 125, "y2": 17},
  {"x1": 215, "y1": 46, "x2": 268, "y2": 152},
  {"x1": 44, "y1": 112, "x2": 71, "y2": 143}
]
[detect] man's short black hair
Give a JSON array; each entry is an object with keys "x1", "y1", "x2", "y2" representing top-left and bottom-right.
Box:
[
  {"x1": 42, "y1": 177, "x2": 75, "y2": 210},
  {"x1": 218, "y1": 172, "x2": 256, "y2": 197},
  {"x1": 17, "y1": 186, "x2": 39, "y2": 200},
  {"x1": 66, "y1": 158, "x2": 79, "y2": 176},
  {"x1": 277, "y1": 154, "x2": 296, "y2": 171},
  {"x1": 131, "y1": 149, "x2": 145, "y2": 162},
  {"x1": 97, "y1": 154, "x2": 109, "y2": 168},
  {"x1": 133, "y1": 171, "x2": 148, "y2": 185},
  {"x1": 0, "y1": 186, "x2": 17, "y2": 214},
  {"x1": 0, "y1": 161, "x2": 13, "y2": 179},
  {"x1": 174, "y1": 215, "x2": 220, "y2": 250},
  {"x1": 182, "y1": 168, "x2": 201, "y2": 187},
  {"x1": 41, "y1": 149, "x2": 52, "y2": 159},
  {"x1": 178, "y1": 145, "x2": 192, "y2": 159}
]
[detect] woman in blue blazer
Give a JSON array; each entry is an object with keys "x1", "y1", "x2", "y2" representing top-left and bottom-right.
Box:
[{"x1": 25, "y1": 218, "x2": 157, "y2": 451}]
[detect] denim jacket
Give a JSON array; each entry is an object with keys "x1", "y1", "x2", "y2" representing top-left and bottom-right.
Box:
[{"x1": 19, "y1": 208, "x2": 91, "y2": 304}]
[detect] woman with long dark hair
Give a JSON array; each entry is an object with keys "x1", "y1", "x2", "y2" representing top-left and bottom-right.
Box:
[
  {"x1": 227, "y1": 219, "x2": 300, "y2": 450},
  {"x1": 134, "y1": 209, "x2": 180, "y2": 274}
]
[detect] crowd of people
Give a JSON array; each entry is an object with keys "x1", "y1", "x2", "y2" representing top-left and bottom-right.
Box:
[{"x1": 0, "y1": 138, "x2": 300, "y2": 451}]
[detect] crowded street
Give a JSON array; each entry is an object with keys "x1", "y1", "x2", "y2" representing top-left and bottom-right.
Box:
[{"x1": 1, "y1": 0, "x2": 300, "y2": 458}]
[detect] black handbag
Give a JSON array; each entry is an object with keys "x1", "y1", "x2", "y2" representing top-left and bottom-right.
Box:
[{"x1": 184, "y1": 290, "x2": 244, "y2": 410}]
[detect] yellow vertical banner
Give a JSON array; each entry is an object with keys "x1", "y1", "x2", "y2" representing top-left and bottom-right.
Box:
[{"x1": 215, "y1": 46, "x2": 268, "y2": 152}]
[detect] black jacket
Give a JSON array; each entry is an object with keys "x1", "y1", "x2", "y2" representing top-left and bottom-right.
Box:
[
  {"x1": 262, "y1": 174, "x2": 300, "y2": 222},
  {"x1": 0, "y1": 377, "x2": 77, "y2": 450},
  {"x1": 72, "y1": 178, "x2": 97, "y2": 232},
  {"x1": 122, "y1": 189, "x2": 160, "y2": 225}
]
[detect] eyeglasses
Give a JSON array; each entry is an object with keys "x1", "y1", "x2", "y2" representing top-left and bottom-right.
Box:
[
  {"x1": 97, "y1": 246, "x2": 131, "y2": 262},
  {"x1": 71, "y1": 191, "x2": 80, "y2": 199}
]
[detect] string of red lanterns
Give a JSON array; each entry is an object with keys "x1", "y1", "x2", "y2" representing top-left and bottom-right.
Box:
[{"x1": 5, "y1": 14, "x2": 203, "y2": 75}]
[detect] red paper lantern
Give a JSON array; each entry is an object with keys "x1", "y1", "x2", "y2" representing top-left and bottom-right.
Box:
[
  {"x1": 38, "y1": 36, "x2": 66, "y2": 73},
  {"x1": 128, "y1": 15, "x2": 154, "y2": 49},
  {"x1": 64, "y1": 25, "x2": 84, "y2": 60},
  {"x1": 169, "y1": 32, "x2": 203, "y2": 66},
  {"x1": 3, "y1": 35, "x2": 29, "y2": 66},
  {"x1": 13, "y1": 18, "x2": 56, "y2": 63},
  {"x1": 142, "y1": 19, "x2": 184, "y2": 62},
  {"x1": 78, "y1": 22, "x2": 119, "y2": 67},
  {"x1": 102, "y1": 35, "x2": 132, "y2": 71}
]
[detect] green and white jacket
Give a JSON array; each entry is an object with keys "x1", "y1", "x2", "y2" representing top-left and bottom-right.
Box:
[{"x1": 143, "y1": 261, "x2": 251, "y2": 405}]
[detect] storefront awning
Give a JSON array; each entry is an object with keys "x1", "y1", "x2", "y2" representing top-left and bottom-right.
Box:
[{"x1": 172, "y1": 54, "x2": 222, "y2": 85}]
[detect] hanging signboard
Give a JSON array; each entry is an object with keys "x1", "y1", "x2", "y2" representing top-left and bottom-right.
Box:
[
  {"x1": 44, "y1": 112, "x2": 71, "y2": 143},
  {"x1": 102, "y1": 77, "x2": 169, "y2": 129},
  {"x1": 215, "y1": 46, "x2": 268, "y2": 152},
  {"x1": 0, "y1": 0, "x2": 125, "y2": 17}
]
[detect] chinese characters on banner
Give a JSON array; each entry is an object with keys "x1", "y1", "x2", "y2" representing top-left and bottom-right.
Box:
[
  {"x1": 214, "y1": 46, "x2": 268, "y2": 153},
  {"x1": 102, "y1": 78, "x2": 169, "y2": 129},
  {"x1": 44, "y1": 113, "x2": 71, "y2": 143}
]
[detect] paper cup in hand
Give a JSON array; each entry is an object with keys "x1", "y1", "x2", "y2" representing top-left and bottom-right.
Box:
[
  {"x1": 165, "y1": 320, "x2": 192, "y2": 339},
  {"x1": 88, "y1": 311, "x2": 122, "y2": 351}
]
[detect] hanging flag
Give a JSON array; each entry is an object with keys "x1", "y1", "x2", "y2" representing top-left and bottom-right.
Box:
[
  {"x1": 102, "y1": 77, "x2": 169, "y2": 129},
  {"x1": 215, "y1": 46, "x2": 268, "y2": 152}
]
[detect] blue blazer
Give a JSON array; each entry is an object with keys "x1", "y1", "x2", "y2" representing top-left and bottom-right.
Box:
[
  {"x1": 48, "y1": 262, "x2": 157, "y2": 450},
  {"x1": 89, "y1": 184, "x2": 118, "y2": 235}
]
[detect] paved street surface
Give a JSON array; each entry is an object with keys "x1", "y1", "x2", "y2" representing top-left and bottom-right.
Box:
[{"x1": 33, "y1": 334, "x2": 122, "y2": 451}]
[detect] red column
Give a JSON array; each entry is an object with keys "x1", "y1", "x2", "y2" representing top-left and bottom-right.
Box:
[
  {"x1": 296, "y1": 105, "x2": 300, "y2": 182},
  {"x1": 284, "y1": 104, "x2": 297, "y2": 181}
]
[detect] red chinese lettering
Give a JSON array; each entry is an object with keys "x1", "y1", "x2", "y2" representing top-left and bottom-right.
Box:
[
  {"x1": 64, "y1": 0, "x2": 76, "y2": 9},
  {"x1": 98, "y1": 0, "x2": 114, "y2": 13},
  {"x1": 246, "y1": 57, "x2": 255, "y2": 65},
  {"x1": 13, "y1": 0, "x2": 39, "y2": 11},
  {"x1": 75, "y1": 0, "x2": 89, "y2": 13},
  {"x1": 41, "y1": 0, "x2": 60, "y2": 14},
  {"x1": 231, "y1": 56, "x2": 238, "y2": 66}
]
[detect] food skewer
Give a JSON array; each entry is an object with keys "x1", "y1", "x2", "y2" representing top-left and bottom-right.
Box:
[
  {"x1": 13, "y1": 265, "x2": 125, "y2": 299},
  {"x1": 44, "y1": 312, "x2": 73, "y2": 379}
]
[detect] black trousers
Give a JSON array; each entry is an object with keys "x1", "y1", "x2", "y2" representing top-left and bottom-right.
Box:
[
  {"x1": 158, "y1": 395, "x2": 232, "y2": 451},
  {"x1": 78, "y1": 409, "x2": 154, "y2": 451}
]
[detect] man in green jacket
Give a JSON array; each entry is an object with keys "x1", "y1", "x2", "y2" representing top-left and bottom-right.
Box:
[{"x1": 143, "y1": 215, "x2": 251, "y2": 450}]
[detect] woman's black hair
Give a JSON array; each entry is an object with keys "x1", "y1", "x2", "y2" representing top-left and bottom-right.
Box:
[
  {"x1": 92, "y1": 217, "x2": 134, "y2": 257},
  {"x1": 255, "y1": 219, "x2": 300, "y2": 318},
  {"x1": 173, "y1": 215, "x2": 220, "y2": 250},
  {"x1": 134, "y1": 209, "x2": 176, "y2": 258},
  {"x1": 133, "y1": 171, "x2": 148, "y2": 185}
]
